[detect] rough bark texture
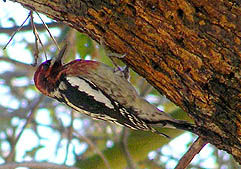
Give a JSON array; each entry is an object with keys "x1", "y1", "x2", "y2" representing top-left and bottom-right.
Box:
[{"x1": 12, "y1": 0, "x2": 241, "y2": 163}]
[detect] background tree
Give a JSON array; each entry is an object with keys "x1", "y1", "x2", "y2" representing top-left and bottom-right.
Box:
[{"x1": 0, "y1": 0, "x2": 240, "y2": 168}]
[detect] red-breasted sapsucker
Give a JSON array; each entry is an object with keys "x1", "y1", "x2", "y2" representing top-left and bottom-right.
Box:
[{"x1": 34, "y1": 45, "x2": 195, "y2": 137}]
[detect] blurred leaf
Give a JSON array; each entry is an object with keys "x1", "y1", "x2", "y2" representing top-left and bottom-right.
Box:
[
  {"x1": 163, "y1": 101, "x2": 179, "y2": 113},
  {"x1": 76, "y1": 32, "x2": 94, "y2": 58}
]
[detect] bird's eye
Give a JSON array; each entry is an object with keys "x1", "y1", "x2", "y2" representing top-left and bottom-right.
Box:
[
  {"x1": 43, "y1": 61, "x2": 51, "y2": 70},
  {"x1": 43, "y1": 77, "x2": 48, "y2": 82}
]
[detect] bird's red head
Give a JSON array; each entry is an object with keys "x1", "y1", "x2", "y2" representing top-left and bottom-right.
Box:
[{"x1": 34, "y1": 45, "x2": 67, "y2": 96}]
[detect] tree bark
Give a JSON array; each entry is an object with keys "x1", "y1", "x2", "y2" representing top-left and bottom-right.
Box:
[{"x1": 11, "y1": 0, "x2": 241, "y2": 163}]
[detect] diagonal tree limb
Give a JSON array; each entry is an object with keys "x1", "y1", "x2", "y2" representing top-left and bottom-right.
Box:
[{"x1": 175, "y1": 137, "x2": 208, "y2": 169}]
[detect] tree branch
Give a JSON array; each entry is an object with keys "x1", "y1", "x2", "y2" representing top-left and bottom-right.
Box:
[
  {"x1": 0, "y1": 162, "x2": 78, "y2": 169},
  {"x1": 0, "y1": 57, "x2": 35, "y2": 71},
  {"x1": 175, "y1": 137, "x2": 208, "y2": 169},
  {"x1": 0, "y1": 22, "x2": 63, "y2": 35}
]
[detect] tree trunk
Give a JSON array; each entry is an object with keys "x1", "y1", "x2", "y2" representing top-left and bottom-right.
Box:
[{"x1": 12, "y1": 0, "x2": 241, "y2": 163}]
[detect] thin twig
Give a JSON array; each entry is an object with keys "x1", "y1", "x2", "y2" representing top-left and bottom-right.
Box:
[
  {"x1": 0, "y1": 162, "x2": 78, "y2": 169},
  {"x1": 30, "y1": 10, "x2": 47, "y2": 64},
  {"x1": 3, "y1": 12, "x2": 31, "y2": 50},
  {"x1": 64, "y1": 111, "x2": 74, "y2": 164},
  {"x1": 175, "y1": 137, "x2": 208, "y2": 169},
  {"x1": 6, "y1": 96, "x2": 44, "y2": 162},
  {"x1": 0, "y1": 57, "x2": 35, "y2": 71},
  {"x1": 0, "y1": 22, "x2": 63, "y2": 35},
  {"x1": 54, "y1": 117, "x2": 66, "y2": 156},
  {"x1": 30, "y1": 10, "x2": 40, "y2": 66},
  {"x1": 120, "y1": 128, "x2": 137, "y2": 169},
  {"x1": 73, "y1": 132, "x2": 112, "y2": 169},
  {"x1": 35, "y1": 11, "x2": 60, "y2": 50}
]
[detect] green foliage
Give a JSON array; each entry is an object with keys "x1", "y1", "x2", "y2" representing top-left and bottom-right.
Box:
[{"x1": 76, "y1": 32, "x2": 94, "y2": 58}]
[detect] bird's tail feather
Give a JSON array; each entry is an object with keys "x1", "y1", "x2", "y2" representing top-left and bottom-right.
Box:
[
  {"x1": 164, "y1": 120, "x2": 196, "y2": 133},
  {"x1": 146, "y1": 119, "x2": 198, "y2": 137}
]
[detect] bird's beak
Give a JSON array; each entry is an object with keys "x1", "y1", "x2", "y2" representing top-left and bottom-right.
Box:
[{"x1": 52, "y1": 44, "x2": 67, "y2": 64}]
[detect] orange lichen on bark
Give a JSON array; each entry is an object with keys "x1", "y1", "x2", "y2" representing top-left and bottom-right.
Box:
[{"x1": 237, "y1": 114, "x2": 241, "y2": 138}]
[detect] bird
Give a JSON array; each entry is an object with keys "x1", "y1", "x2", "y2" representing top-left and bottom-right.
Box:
[{"x1": 34, "y1": 44, "x2": 195, "y2": 137}]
